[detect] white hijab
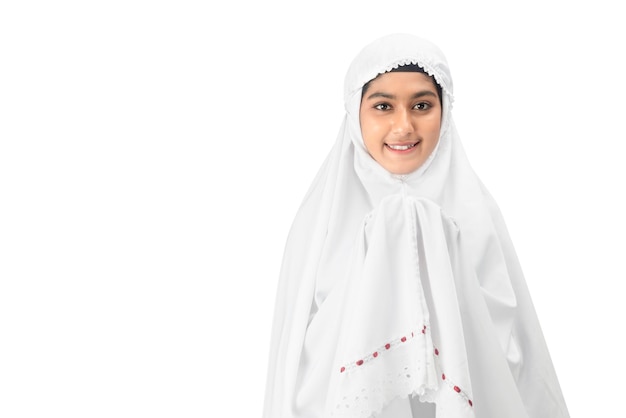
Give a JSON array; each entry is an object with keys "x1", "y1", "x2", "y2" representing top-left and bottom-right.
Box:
[{"x1": 263, "y1": 33, "x2": 569, "y2": 418}]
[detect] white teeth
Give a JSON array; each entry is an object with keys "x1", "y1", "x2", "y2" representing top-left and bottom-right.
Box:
[{"x1": 387, "y1": 143, "x2": 417, "y2": 150}]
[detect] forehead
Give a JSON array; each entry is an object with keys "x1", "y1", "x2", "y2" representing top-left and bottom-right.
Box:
[{"x1": 365, "y1": 71, "x2": 438, "y2": 93}]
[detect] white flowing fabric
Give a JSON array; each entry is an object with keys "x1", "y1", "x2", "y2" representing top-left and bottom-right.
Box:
[{"x1": 263, "y1": 34, "x2": 570, "y2": 418}]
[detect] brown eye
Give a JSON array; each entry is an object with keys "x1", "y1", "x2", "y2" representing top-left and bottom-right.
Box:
[
  {"x1": 374, "y1": 103, "x2": 391, "y2": 111},
  {"x1": 413, "y1": 102, "x2": 431, "y2": 111}
]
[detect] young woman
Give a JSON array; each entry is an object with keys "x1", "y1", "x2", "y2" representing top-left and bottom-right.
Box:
[{"x1": 263, "y1": 33, "x2": 569, "y2": 418}]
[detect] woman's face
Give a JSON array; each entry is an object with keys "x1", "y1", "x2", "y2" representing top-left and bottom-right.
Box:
[{"x1": 359, "y1": 71, "x2": 442, "y2": 175}]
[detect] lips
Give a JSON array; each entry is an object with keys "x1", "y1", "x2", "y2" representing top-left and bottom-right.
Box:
[{"x1": 385, "y1": 141, "x2": 420, "y2": 151}]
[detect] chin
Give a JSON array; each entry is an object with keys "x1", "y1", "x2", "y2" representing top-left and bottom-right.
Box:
[{"x1": 386, "y1": 162, "x2": 424, "y2": 175}]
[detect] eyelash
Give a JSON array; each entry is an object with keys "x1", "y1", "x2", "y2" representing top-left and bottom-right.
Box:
[{"x1": 373, "y1": 102, "x2": 432, "y2": 111}]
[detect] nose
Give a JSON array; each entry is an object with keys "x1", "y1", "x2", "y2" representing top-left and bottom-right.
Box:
[{"x1": 391, "y1": 108, "x2": 415, "y2": 135}]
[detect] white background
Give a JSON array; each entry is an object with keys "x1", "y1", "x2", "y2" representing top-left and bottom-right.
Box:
[{"x1": 1, "y1": 0, "x2": 624, "y2": 416}]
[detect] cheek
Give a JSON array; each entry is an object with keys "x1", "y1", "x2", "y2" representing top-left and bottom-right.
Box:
[
  {"x1": 361, "y1": 131, "x2": 378, "y2": 155},
  {"x1": 359, "y1": 113, "x2": 382, "y2": 147},
  {"x1": 420, "y1": 119, "x2": 441, "y2": 154},
  {"x1": 425, "y1": 117, "x2": 442, "y2": 140},
  {"x1": 362, "y1": 127, "x2": 387, "y2": 156}
]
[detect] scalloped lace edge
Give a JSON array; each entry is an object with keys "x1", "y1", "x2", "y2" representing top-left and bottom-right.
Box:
[{"x1": 356, "y1": 57, "x2": 454, "y2": 105}]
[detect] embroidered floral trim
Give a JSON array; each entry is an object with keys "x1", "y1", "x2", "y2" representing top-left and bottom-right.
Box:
[
  {"x1": 434, "y1": 347, "x2": 474, "y2": 408},
  {"x1": 339, "y1": 326, "x2": 473, "y2": 408},
  {"x1": 339, "y1": 325, "x2": 427, "y2": 374}
]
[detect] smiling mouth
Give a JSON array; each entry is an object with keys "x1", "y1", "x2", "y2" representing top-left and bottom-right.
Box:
[{"x1": 385, "y1": 142, "x2": 419, "y2": 151}]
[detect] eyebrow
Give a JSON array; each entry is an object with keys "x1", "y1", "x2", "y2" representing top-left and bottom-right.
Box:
[{"x1": 364, "y1": 90, "x2": 438, "y2": 101}]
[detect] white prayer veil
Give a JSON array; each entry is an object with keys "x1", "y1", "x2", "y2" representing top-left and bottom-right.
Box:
[{"x1": 263, "y1": 33, "x2": 569, "y2": 418}]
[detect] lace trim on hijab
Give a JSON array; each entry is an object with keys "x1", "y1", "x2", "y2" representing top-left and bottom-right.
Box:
[
  {"x1": 334, "y1": 326, "x2": 474, "y2": 418},
  {"x1": 338, "y1": 325, "x2": 429, "y2": 374},
  {"x1": 353, "y1": 57, "x2": 454, "y2": 107}
]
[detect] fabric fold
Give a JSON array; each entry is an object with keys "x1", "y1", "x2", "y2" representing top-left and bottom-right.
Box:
[
  {"x1": 318, "y1": 195, "x2": 477, "y2": 418},
  {"x1": 328, "y1": 194, "x2": 440, "y2": 418}
]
